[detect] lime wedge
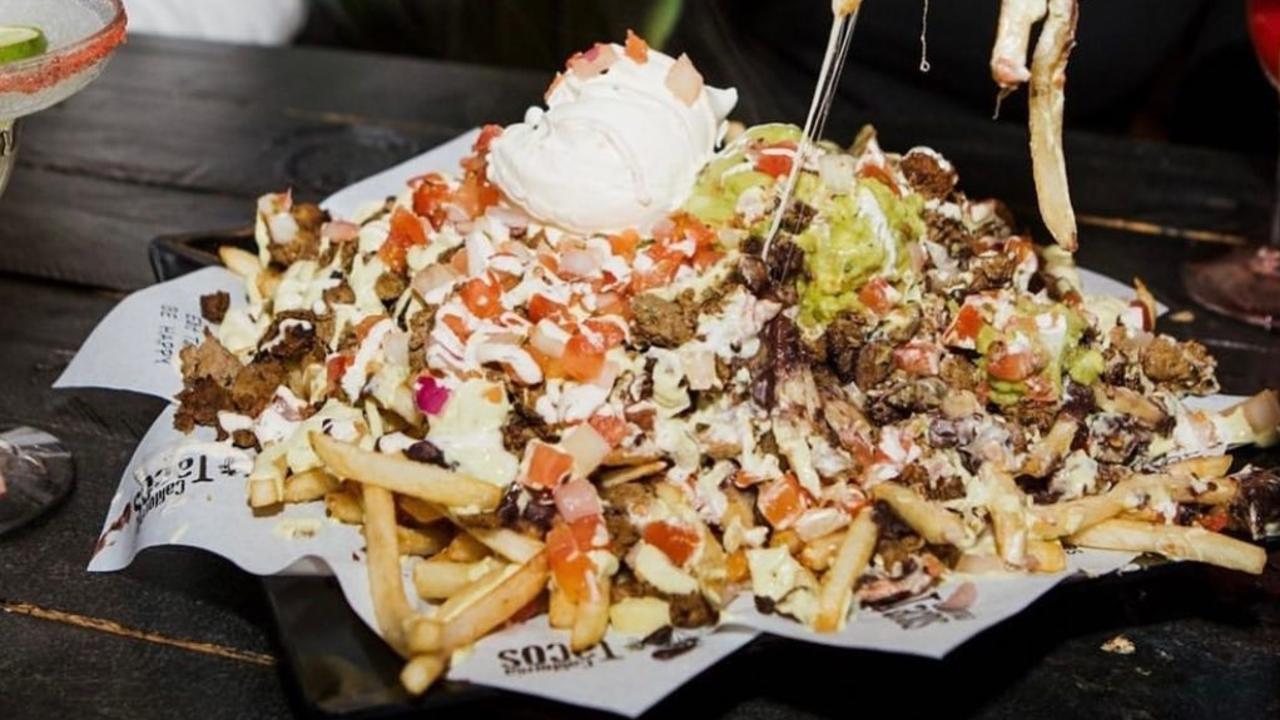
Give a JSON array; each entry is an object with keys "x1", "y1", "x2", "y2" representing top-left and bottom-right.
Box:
[{"x1": 0, "y1": 25, "x2": 48, "y2": 65}]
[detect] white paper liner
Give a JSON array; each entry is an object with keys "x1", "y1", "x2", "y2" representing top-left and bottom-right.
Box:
[{"x1": 61, "y1": 131, "x2": 1229, "y2": 715}]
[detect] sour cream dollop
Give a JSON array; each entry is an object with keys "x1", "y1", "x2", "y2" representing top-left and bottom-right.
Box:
[{"x1": 487, "y1": 45, "x2": 738, "y2": 235}]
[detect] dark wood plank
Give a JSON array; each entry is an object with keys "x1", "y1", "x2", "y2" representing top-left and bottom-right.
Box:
[{"x1": 0, "y1": 275, "x2": 277, "y2": 658}]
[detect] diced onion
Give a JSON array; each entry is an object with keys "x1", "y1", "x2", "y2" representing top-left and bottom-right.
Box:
[
  {"x1": 553, "y1": 477, "x2": 603, "y2": 522},
  {"x1": 818, "y1": 154, "x2": 855, "y2": 193},
  {"x1": 411, "y1": 264, "x2": 459, "y2": 300},
  {"x1": 530, "y1": 319, "x2": 569, "y2": 358},
  {"x1": 559, "y1": 424, "x2": 612, "y2": 479}
]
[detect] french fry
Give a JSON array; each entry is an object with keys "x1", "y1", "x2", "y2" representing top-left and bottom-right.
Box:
[
  {"x1": 248, "y1": 478, "x2": 282, "y2": 509},
  {"x1": 871, "y1": 483, "x2": 971, "y2": 547},
  {"x1": 441, "y1": 532, "x2": 491, "y2": 563},
  {"x1": 1021, "y1": 417, "x2": 1078, "y2": 477},
  {"x1": 990, "y1": 0, "x2": 1047, "y2": 90},
  {"x1": 400, "y1": 654, "x2": 446, "y2": 695},
  {"x1": 571, "y1": 576, "x2": 611, "y2": 652},
  {"x1": 404, "y1": 616, "x2": 443, "y2": 655},
  {"x1": 312, "y1": 432, "x2": 502, "y2": 510},
  {"x1": 1069, "y1": 519, "x2": 1266, "y2": 575},
  {"x1": 1027, "y1": 0, "x2": 1079, "y2": 250},
  {"x1": 412, "y1": 558, "x2": 499, "y2": 600},
  {"x1": 799, "y1": 531, "x2": 845, "y2": 572},
  {"x1": 983, "y1": 466, "x2": 1030, "y2": 567},
  {"x1": 1026, "y1": 539, "x2": 1067, "y2": 573},
  {"x1": 815, "y1": 506, "x2": 877, "y2": 632},
  {"x1": 462, "y1": 526, "x2": 544, "y2": 564},
  {"x1": 1031, "y1": 472, "x2": 1235, "y2": 540},
  {"x1": 548, "y1": 585, "x2": 577, "y2": 629},
  {"x1": 325, "y1": 487, "x2": 363, "y2": 524},
  {"x1": 599, "y1": 461, "x2": 668, "y2": 487},
  {"x1": 218, "y1": 245, "x2": 260, "y2": 278},
  {"x1": 436, "y1": 564, "x2": 514, "y2": 622},
  {"x1": 397, "y1": 524, "x2": 452, "y2": 557},
  {"x1": 361, "y1": 484, "x2": 414, "y2": 656},
  {"x1": 399, "y1": 495, "x2": 445, "y2": 525},
  {"x1": 283, "y1": 469, "x2": 339, "y2": 503},
  {"x1": 1162, "y1": 455, "x2": 1233, "y2": 480},
  {"x1": 439, "y1": 553, "x2": 549, "y2": 652}
]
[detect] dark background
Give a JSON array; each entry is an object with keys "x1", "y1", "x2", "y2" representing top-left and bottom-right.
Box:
[{"x1": 291, "y1": 0, "x2": 1277, "y2": 157}]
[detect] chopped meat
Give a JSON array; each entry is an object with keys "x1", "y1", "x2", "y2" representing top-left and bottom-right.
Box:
[
  {"x1": 879, "y1": 306, "x2": 923, "y2": 345},
  {"x1": 375, "y1": 272, "x2": 407, "y2": 303},
  {"x1": 258, "y1": 311, "x2": 325, "y2": 363},
  {"x1": 199, "y1": 291, "x2": 230, "y2": 323},
  {"x1": 601, "y1": 481, "x2": 656, "y2": 518},
  {"x1": 229, "y1": 360, "x2": 288, "y2": 417},
  {"x1": 875, "y1": 531, "x2": 924, "y2": 574},
  {"x1": 780, "y1": 200, "x2": 816, "y2": 235},
  {"x1": 1003, "y1": 401, "x2": 1058, "y2": 432},
  {"x1": 407, "y1": 306, "x2": 438, "y2": 374},
  {"x1": 736, "y1": 255, "x2": 769, "y2": 295},
  {"x1": 631, "y1": 292, "x2": 697, "y2": 348},
  {"x1": 766, "y1": 237, "x2": 805, "y2": 289},
  {"x1": 502, "y1": 389, "x2": 556, "y2": 452},
  {"x1": 1230, "y1": 468, "x2": 1280, "y2": 540},
  {"x1": 1085, "y1": 413, "x2": 1149, "y2": 464},
  {"x1": 855, "y1": 341, "x2": 894, "y2": 390},
  {"x1": 230, "y1": 429, "x2": 258, "y2": 449},
  {"x1": 174, "y1": 377, "x2": 233, "y2": 432},
  {"x1": 266, "y1": 203, "x2": 327, "y2": 267},
  {"x1": 938, "y1": 354, "x2": 978, "y2": 392},
  {"x1": 825, "y1": 311, "x2": 866, "y2": 383},
  {"x1": 969, "y1": 252, "x2": 1016, "y2": 291},
  {"x1": 522, "y1": 492, "x2": 557, "y2": 532},
  {"x1": 603, "y1": 505, "x2": 640, "y2": 553},
  {"x1": 323, "y1": 282, "x2": 356, "y2": 306},
  {"x1": 667, "y1": 591, "x2": 716, "y2": 628},
  {"x1": 879, "y1": 377, "x2": 948, "y2": 415},
  {"x1": 180, "y1": 332, "x2": 242, "y2": 388},
  {"x1": 1141, "y1": 336, "x2": 1218, "y2": 394},
  {"x1": 900, "y1": 149, "x2": 957, "y2": 199},
  {"x1": 926, "y1": 213, "x2": 971, "y2": 255}
]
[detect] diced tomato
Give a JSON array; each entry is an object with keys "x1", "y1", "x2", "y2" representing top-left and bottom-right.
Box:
[
  {"x1": 755, "y1": 152, "x2": 793, "y2": 179},
  {"x1": 675, "y1": 212, "x2": 716, "y2": 250},
  {"x1": 732, "y1": 470, "x2": 761, "y2": 489},
  {"x1": 325, "y1": 354, "x2": 353, "y2": 389},
  {"x1": 624, "y1": 29, "x2": 650, "y2": 63},
  {"x1": 608, "y1": 229, "x2": 640, "y2": 260},
  {"x1": 630, "y1": 256, "x2": 682, "y2": 293},
  {"x1": 1197, "y1": 508, "x2": 1230, "y2": 532},
  {"x1": 547, "y1": 522, "x2": 595, "y2": 603},
  {"x1": 987, "y1": 347, "x2": 1040, "y2": 382},
  {"x1": 527, "y1": 293, "x2": 568, "y2": 323},
  {"x1": 528, "y1": 344, "x2": 566, "y2": 379},
  {"x1": 893, "y1": 341, "x2": 941, "y2": 376},
  {"x1": 523, "y1": 442, "x2": 574, "y2": 489},
  {"x1": 594, "y1": 292, "x2": 631, "y2": 319},
  {"x1": 441, "y1": 314, "x2": 470, "y2": 342},
  {"x1": 354, "y1": 315, "x2": 387, "y2": 341},
  {"x1": 378, "y1": 207, "x2": 429, "y2": 273},
  {"x1": 757, "y1": 473, "x2": 808, "y2": 529},
  {"x1": 460, "y1": 275, "x2": 503, "y2": 319},
  {"x1": 453, "y1": 173, "x2": 501, "y2": 219},
  {"x1": 448, "y1": 248, "x2": 470, "y2": 276},
  {"x1": 584, "y1": 318, "x2": 625, "y2": 349},
  {"x1": 411, "y1": 174, "x2": 451, "y2": 230},
  {"x1": 568, "y1": 513, "x2": 606, "y2": 549},
  {"x1": 693, "y1": 248, "x2": 725, "y2": 271},
  {"x1": 857, "y1": 163, "x2": 901, "y2": 196},
  {"x1": 858, "y1": 277, "x2": 898, "y2": 316},
  {"x1": 588, "y1": 414, "x2": 629, "y2": 447},
  {"x1": 561, "y1": 333, "x2": 606, "y2": 381},
  {"x1": 947, "y1": 303, "x2": 985, "y2": 345},
  {"x1": 473, "y1": 124, "x2": 503, "y2": 154},
  {"x1": 643, "y1": 521, "x2": 700, "y2": 566}
]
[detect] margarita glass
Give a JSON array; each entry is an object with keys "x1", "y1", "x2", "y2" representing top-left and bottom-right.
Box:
[{"x1": 0, "y1": 0, "x2": 125, "y2": 534}]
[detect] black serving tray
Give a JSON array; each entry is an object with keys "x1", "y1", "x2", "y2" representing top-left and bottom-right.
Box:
[{"x1": 150, "y1": 229, "x2": 1280, "y2": 719}]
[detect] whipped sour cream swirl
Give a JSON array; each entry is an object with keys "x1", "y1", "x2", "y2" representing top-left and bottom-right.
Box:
[{"x1": 488, "y1": 44, "x2": 738, "y2": 235}]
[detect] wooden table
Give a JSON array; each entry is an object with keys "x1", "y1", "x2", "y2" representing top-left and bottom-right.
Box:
[{"x1": 0, "y1": 36, "x2": 1276, "y2": 720}]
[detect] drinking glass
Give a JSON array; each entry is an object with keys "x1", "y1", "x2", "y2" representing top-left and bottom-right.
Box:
[
  {"x1": 0, "y1": 0, "x2": 126, "y2": 534},
  {"x1": 1183, "y1": 0, "x2": 1280, "y2": 329}
]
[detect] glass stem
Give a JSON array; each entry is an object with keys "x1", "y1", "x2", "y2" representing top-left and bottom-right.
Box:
[{"x1": 1272, "y1": 108, "x2": 1280, "y2": 247}]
